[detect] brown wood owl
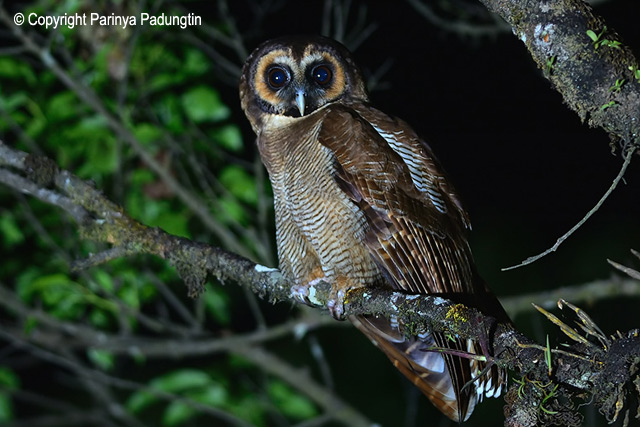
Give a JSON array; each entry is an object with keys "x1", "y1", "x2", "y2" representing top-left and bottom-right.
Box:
[{"x1": 239, "y1": 35, "x2": 509, "y2": 422}]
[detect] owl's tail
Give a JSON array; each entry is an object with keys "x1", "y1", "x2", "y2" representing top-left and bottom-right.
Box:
[{"x1": 350, "y1": 313, "x2": 506, "y2": 422}]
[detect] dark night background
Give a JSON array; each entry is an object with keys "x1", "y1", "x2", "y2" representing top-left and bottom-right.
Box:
[{"x1": 1, "y1": 1, "x2": 640, "y2": 426}]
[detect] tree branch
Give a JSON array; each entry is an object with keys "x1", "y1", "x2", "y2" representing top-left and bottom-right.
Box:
[{"x1": 478, "y1": 0, "x2": 640, "y2": 148}]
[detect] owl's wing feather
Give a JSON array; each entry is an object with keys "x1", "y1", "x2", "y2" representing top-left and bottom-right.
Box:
[
  {"x1": 350, "y1": 315, "x2": 471, "y2": 420},
  {"x1": 318, "y1": 104, "x2": 475, "y2": 295},
  {"x1": 318, "y1": 104, "x2": 502, "y2": 422}
]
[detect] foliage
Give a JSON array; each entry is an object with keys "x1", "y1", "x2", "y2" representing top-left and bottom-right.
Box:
[
  {"x1": 0, "y1": 1, "x2": 292, "y2": 426},
  {"x1": 586, "y1": 26, "x2": 622, "y2": 50}
]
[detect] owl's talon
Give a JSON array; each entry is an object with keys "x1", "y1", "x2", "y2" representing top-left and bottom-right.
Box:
[
  {"x1": 291, "y1": 284, "x2": 309, "y2": 304},
  {"x1": 327, "y1": 288, "x2": 346, "y2": 320},
  {"x1": 291, "y1": 279, "x2": 347, "y2": 320},
  {"x1": 291, "y1": 277, "x2": 325, "y2": 306}
]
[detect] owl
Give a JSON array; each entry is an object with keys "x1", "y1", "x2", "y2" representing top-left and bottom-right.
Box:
[{"x1": 239, "y1": 35, "x2": 509, "y2": 422}]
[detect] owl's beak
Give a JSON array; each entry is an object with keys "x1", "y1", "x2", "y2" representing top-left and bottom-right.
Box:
[{"x1": 295, "y1": 90, "x2": 306, "y2": 116}]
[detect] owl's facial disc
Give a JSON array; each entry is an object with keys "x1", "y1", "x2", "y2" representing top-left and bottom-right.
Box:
[{"x1": 253, "y1": 48, "x2": 347, "y2": 117}]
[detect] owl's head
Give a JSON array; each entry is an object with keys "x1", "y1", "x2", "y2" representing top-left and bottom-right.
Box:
[{"x1": 240, "y1": 35, "x2": 368, "y2": 131}]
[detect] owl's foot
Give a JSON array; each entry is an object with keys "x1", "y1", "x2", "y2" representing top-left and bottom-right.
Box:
[
  {"x1": 291, "y1": 278, "x2": 347, "y2": 320},
  {"x1": 326, "y1": 288, "x2": 346, "y2": 320},
  {"x1": 291, "y1": 277, "x2": 326, "y2": 308}
]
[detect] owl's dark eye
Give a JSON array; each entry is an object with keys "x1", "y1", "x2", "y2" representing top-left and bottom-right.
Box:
[
  {"x1": 311, "y1": 65, "x2": 332, "y2": 86},
  {"x1": 267, "y1": 67, "x2": 290, "y2": 89}
]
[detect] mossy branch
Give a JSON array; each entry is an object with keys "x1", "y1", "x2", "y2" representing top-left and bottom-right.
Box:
[{"x1": 479, "y1": 0, "x2": 640, "y2": 148}]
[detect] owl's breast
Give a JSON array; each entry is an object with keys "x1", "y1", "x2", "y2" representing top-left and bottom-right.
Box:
[{"x1": 257, "y1": 112, "x2": 382, "y2": 288}]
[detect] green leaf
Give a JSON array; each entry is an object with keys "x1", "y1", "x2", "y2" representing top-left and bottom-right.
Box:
[
  {"x1": 87, "y1": 348, "x2": 115, "y2": 371},
  {"x1": 218, "y1": 196, "x2": 248, "y2": 225},
  {"x1": 602, "y1": 40, "x2": 621, "y2": 49},
  {"x1": 0, "y1": 57, "x2": 37, "y2": 85},
  {"x1": 268, "y1": 380, "x2": 317, "y2": 420},
  {"x1": 600, "y1": 101, "x2": 616, "y2": 111},
  {"x1": 18, "y1": 273, "x2": 79, "y2": 306},
  {"x1": 127, "y1": 370, "x2": 214, "y2": 416},
  {"x1": 162, "y1": 382, "x2": 230, "y2": 426},
  {"x1": 151, "y1": 369, "x2": 212, "y2": 393},
  {"x1": 0, "y1": 368, "x2": 18, "y2": 422},
  {"x1": 89, "y1": 308, "x2": 111, "y2": 328},
  {"x1": 163, "y1": 401, "x2": 196, "y2": 426},
  {"x1": 64, "y1": 114, "x2": 109, "y2": 140},
  {"x1": 118, "y1": 282, "x2": 141, "y2": 310},
  {"x1": 92, "y1": 269, "x2": 115, "y2": 293},
  {"x1": 16, "y1": 268, "x2": 42, "y2": 302},
  {"x1": 203, "y1": 285, "x2": 230, "y2": 325},
  {"x1": 134, "y1": 122, "x2": 164, "y2": 146},
  {"x1": 153, "y1": 210, "x2": 191, "y2": 239},
  {"x1": 24, "y1": 99, "x2": 47, "y2": 139},
  {"x1": 183, "y1": 49, "x2": 209, "y2": 76},
  {"x1": 181, "y1": 86, "x2": 230, "y2": 123},
  {"x1": 155, "y1": 95, "x2": 185, "y2": 132},
  {"x1": 0, "y1": 393, "x2": 13, "y2": 423},
  {"x1": 211, "y1": 124, "x2": 243, "y2": 152},
  {"x1": 231, "y1": 395, "x2": 267, "y2": 425},
  {"x1": 126, "y1": 390, "x2": 155, "y2": 413},
  {"x1": 80, "y1": 136, "x2": 118, "y2": 176},
  {"x1": 219, "y1": 165, "x2": 257, "y2": 204},
  {"x1": 130, "y1": 168, "x2": 156, "y2": 186},
  {"x1": 0, "y1": 212, "x2": 24, "y2": 247},
  {"x1": 46, "y1": 91, "x2": 80, "y2": 122},
  {"x1": 189, "y1": 383, "x2": 228, "y2": 407},
  {"x1": 128, "y1": 271, "x2": 158, "y2": 302},
  {"x1": 126, "y1": 195, "x2": 191, "y2": 238},
  {"x1": 23, "y1": 316, "x2": 38, "y2": 335},
  {"x1": 148, "y1": 73, "x2": 183, "y2": 93},
  {"x1": 59, "y1": 115, "x2": 111, "y2": 172},
  {"x1": 0, "y1": 367, "x2": 20, "y2": 390},
  {"x1": 586, "y1": 29, "x2": 598, "y2": 42},
  {"x1": 0, "y1": 92, "x2": 28, "y2": 114}
]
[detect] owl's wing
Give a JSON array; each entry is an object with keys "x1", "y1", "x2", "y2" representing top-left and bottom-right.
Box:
[
  {"x1": 318, "y1": 104, "x2": 475, "y2": 295},
  {"x1": 317, "y1": 104, "x2": 504, "y2": 422}
]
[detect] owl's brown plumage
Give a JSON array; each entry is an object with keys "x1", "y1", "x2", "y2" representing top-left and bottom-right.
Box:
[{"x1": 240, "y1": 35, "x2": 509, "y2": 422}]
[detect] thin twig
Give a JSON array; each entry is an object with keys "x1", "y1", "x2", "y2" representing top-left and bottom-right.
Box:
[
  {"x1": 406, "y1": 0, "x2": 509, "y2": 37},
  {"x1": 500, "y1": 277, "x2": 640, "y2": 319},
  {"x1": 0, "y1": 166, "x2": 89, "y2": 223},
  {"x1": 503, "y1": 145, "x2": 636, "y2": 271}
]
